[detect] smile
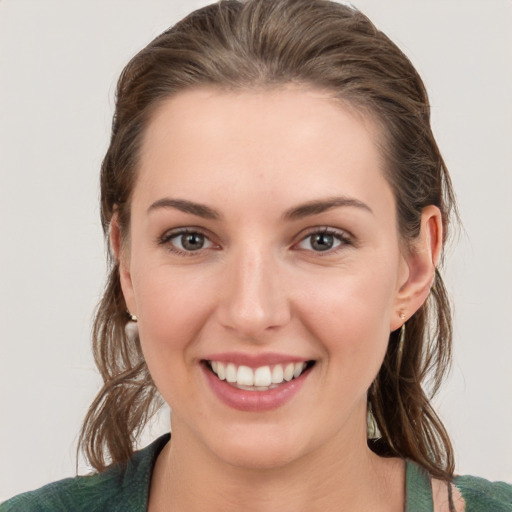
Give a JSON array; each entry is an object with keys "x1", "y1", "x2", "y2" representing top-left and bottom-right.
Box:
[{"x1": 206, "y1": 360, "x2": 315, "y2": 391}]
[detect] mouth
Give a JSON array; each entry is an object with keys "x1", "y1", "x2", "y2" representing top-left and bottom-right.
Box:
[{"x1": 203, "y1": 359, "x2": 316, "y2": 391}]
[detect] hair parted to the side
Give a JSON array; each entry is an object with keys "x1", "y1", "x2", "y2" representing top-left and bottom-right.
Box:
[{"x1": 79, "y1": 0, "x2": 458, "y2": 481}]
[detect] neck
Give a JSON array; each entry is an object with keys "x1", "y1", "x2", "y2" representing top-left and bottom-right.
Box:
[{"x1": 148, "y1": 418, "x2": 405, "y2": 512}]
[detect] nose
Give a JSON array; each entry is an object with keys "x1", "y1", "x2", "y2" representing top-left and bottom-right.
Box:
[{"x1": 216, "y1": 247, "x2": 291, "y2": 339}]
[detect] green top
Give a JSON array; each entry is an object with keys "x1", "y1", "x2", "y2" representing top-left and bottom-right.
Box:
[{"x1": 2, "y1": 434, "x2": 511, "y2": 511}]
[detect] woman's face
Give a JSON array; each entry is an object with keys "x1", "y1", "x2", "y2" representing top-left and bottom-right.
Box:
[{"x1": 118, "y1": 87, "x2": 424, "y2": 469}]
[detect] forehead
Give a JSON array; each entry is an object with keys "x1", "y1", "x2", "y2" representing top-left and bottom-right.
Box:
[{"x1": 134, "y1": 86, "x2": 391, "y2": 216}]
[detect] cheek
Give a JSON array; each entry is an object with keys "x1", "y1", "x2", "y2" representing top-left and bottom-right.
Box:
[
  {"x1": 134, "y1": 262, "x2": 213, "y2": 341},
  {"x1": 130, "y1": 264, "x2": 217, "y2": 399},
  {"x1": 297, "y1": 266, "x2": 396, "y2": 380}
]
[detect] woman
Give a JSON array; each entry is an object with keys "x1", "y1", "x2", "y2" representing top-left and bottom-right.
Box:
[{"x1": 2, "y1": 0, "x2": 511, "y2": 510}]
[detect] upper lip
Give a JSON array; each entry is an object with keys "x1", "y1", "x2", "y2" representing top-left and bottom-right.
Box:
[{"x1": 201, "y1": 352, "x2": 312, "y2": 368}]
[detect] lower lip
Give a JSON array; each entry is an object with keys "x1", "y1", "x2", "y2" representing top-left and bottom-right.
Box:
[{"x1": 202, "y1": 363, "x2": 311, "y2": 412}]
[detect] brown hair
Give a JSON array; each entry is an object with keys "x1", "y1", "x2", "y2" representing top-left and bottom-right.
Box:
[{"x1": 79, "y1": 0, "x2": 458, "y2": 481}]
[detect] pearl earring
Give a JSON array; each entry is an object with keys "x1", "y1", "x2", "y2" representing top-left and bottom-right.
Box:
[{"x1": 125, "y1": 313, "x2": 139, "y2": 341}]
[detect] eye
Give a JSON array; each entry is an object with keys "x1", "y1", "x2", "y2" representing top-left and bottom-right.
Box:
[
  {"x1": 159, "y1": 229, "x2": 215, "y2": 255},
  {"x1": 296, "y1": 228, "x2": 350, "y2": 253},
  {"x1": 174, "y1": 232, "x2": 209, "y2": 251}
]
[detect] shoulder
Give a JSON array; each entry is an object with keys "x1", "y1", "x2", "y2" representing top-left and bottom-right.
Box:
[
  {"x1": 0, "y1": 434, "x2": 170, "y2": 512},
  {"x1": 1, "y1": 471, "x2": 123, "y2": 512},
  {"x1": 453, "y1": 473, "x2": 512, "y2": 511},
  {"x1": 406, "y1": 460, "x2": 511, "y2": 512}
]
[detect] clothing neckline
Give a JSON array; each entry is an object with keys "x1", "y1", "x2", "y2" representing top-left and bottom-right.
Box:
[
  {"x1": 405, "y1": 459, "x2": 434, "y2": 511},
  {"x1": 141, "y1": 434, "x2": 434, "y2": 511}
]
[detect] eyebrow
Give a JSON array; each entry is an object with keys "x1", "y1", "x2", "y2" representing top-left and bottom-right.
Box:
[
  {"x1": 147, "y1": 195, "x2": 373, "y2": 221},
  {"x1": 282, "y1": 196, "x2": 373, "y2": 221},
  {"x1": 147, "y1": 198, "x2": 221, "y2": 219}
]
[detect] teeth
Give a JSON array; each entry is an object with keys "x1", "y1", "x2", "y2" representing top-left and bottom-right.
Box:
[
  {"x1": 209, "y1": 360, "x2": 310, "y2": 388},
  {"x1": 226, "y1": 363, "x2": 237, "y2": 383},
  {"x1": 283, "y1": 363, "x2": 294, "y2": 381},
  {"x1": 271, "y1": 364, "x2": 284, "y2": 384},
  {"x1": 293, "y1": 362, "x2": 305, "y2": 378},
  {"x1": 217, "y1": 362, "x2": 226, "y2": 380},
  {"x1": 237, "y1": 365, "x2": 254, "y2": 386},
  {"x1": 254, "y1": 366, "x2": 272, "y2": 387}
]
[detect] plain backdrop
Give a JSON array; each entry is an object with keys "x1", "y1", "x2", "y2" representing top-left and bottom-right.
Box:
[{"x1": 1, "y1": 0, "x2": 511, "y2": 501}]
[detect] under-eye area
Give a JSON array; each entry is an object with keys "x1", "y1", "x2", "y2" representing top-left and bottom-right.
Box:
[{"x1": 203, "y1": 360, "x2": 316, "y2": 390}]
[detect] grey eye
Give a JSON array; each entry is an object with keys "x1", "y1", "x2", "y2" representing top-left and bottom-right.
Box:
[
  {"x1": 173, "y1": 232, "x2": 208, "y2": 251},
  {"x1": 296, "y1": 230, "x2": 345, "y2": 252},
  {"x1": 310, "y1": 233, "x2": 335, "y2": 251}
]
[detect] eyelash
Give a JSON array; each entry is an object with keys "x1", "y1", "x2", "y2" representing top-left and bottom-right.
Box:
[{"x1": 157, "y1": 226, "x2": 353, "y2": 256}]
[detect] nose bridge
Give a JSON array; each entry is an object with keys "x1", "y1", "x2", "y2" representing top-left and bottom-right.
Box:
[{"x1": 219, "y1": 242, "x2": 290, "y2": 337}]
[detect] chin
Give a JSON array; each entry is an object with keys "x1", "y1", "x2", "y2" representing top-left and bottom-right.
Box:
[
  {"x1": 220, "y1": 444, "x2": 300, "y2": 471},
  {"x1": 204, "y1": 426, "x2": 311, "y2": 471}
]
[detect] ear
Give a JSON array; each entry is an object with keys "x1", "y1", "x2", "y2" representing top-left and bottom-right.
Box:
[
  {"x1": 110, "y1": 213, "x2": 137, "y2": 317},
  {"x1": 391, "y1": 205, "x2": 443, "y2": 331}
]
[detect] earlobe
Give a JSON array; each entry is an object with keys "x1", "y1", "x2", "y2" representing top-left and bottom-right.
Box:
[
  {"x1": 392, "y1": 205, "x2": 443, "y2": 330},
  {"x1": 109, "y1": 214, "x2": 137, "y2": 316}
]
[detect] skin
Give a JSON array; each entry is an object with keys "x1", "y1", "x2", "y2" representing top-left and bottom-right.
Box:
[{"x1": 111, "y1": 87, "x2": 443, "y2": 511}]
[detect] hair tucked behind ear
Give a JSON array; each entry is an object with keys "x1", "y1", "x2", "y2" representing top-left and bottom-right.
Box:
[{"x1": 79, "y1": 0, "x2": 458, "y2": 479}]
